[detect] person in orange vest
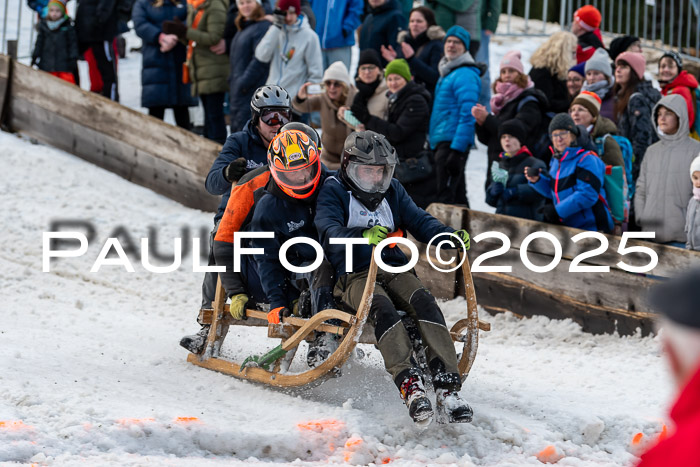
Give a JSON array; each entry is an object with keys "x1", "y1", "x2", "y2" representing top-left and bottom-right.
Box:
[{"x1": 639, "y1": 268, "x2": 700, "y2": 466}]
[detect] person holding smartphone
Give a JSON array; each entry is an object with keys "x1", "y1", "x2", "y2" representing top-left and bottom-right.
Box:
[{"x1": 293, "y1": 61, "x2": 357, "y2": 169}]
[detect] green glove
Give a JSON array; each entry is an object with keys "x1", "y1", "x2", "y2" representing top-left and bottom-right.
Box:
[
  {"x1": 362, "y1": 225, "x2": 389, "y2": 246},
  {"x1": 453, "y1": 229, "x2": 470, "y2": 251},
  {"x1": 491, "y1": 161, "x2": 509, "y2": 186},
  {"x1": 229, "y1": 294, "x2": 249, "y2": 320}
]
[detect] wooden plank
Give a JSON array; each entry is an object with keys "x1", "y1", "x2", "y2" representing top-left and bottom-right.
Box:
[
  {"x1": 9, "y1": 60, "x2": 221, "y2": 177},
  {"x1": 0, "y1": 55, "x2": 10, "y2": 125},
  {"x1": 8, "y1": 95, "x2": 219, "y2": 211},
  {"x1": 473, "y1": 272, "x2": 657, "y2": 336},
  {"x1": 467, "y1": 241, "x2": 660, "y2": 315},
  {"x1": 424, "y1": 203, "x2": 700, "y2": 278}
]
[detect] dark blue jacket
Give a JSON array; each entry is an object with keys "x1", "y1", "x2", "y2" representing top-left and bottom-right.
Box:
[
  {"x1": 485, "y1": 147, "x2": 547, "y2": 220},
  {"x1": 132, "y1": 0, "x2": 197, "y2": 108},
  {"x1": 228, "y1": 19, "x2": 270, "y2": 133},
  {"x1": 315, "y1": 176, "x2": 453, "y2": 277},
  {"x1": 205, "y1": 120, "x2": 269, "y2": 222},
  {"x1": 312, "y1": 0, "x2": 363, "y2": 49},
  {"x1": 358, "y1": 0, "x2": 404, "y2": 64},
  {"x1": 32, "y1": 18, "x2": 79, "y2": 73},
  {"x1": 530, "y1": 146, "x2": 613, "y2": 232},
  {"x1": 248, "y1": 172, "x2": 330, "y2": 310}
]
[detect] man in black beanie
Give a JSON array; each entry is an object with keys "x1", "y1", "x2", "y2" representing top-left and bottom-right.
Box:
[{"x1": 638, "y1": 268, "x2": 700, "y2": 467}]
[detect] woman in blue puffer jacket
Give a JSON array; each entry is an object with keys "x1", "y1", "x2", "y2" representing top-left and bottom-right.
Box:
[
  {"x1": 525, "y1": 113, "x2": 613, "y2": 232},
  {"x1": 132, "y1": 0, "x2": 198, "y2": 129}
]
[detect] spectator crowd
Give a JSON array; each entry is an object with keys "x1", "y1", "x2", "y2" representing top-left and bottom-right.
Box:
[{"x1": 28, "y1": 1, "x2": 700, "y2": 250}]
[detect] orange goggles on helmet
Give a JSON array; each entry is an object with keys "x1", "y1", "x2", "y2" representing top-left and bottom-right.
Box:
[{"x1": 268, "y1": 129, "x2": 321, "y2": 199}]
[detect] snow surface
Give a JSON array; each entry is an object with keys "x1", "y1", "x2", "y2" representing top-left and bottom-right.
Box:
[
  {"x1": 0, "y1": 13, "x2": 678, "y2": 466},
  {"x1": 0, "y1": 130, "x2": 676, "y2": 466}
]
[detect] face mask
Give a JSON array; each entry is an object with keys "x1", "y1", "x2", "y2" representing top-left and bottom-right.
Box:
[{"x1": 693, "y1": 186, "x2": 700, "y2": 200}]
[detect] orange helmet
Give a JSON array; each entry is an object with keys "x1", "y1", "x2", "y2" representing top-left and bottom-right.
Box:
[{"x1": 267, "y1": 129, "x2": 321, "y2": 199}]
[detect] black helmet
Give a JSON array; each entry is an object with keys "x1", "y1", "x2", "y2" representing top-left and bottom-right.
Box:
[
  {"x1": 340, "y1": 131, "x2": 398, "y2": 211},
  {"x1": 251, "y1": 85, "x2": 292, "y2": 125},
  {"x1": 280, "y1": 122, "x2": 321, "y2": 150}
]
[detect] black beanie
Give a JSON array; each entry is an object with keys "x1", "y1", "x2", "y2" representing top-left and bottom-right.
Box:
[
  {"x1": 609, "y1": 35, "x2": 639, "y2": 61},
  {"x1": 498, "y1": 119, "x2": 527, "y2": 144},
  {"x1": 358, "y1": 49, "x2": 382, "y2": 69},
  {"x1": 548, "y1": 113, "x2": 580, "y2": 137},
  {"x1": 649, "y1": 268, "x2": 700, "y2": 329}
]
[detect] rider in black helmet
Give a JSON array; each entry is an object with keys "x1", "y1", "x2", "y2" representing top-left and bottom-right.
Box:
[{"x1": 315, "y1": 130, "x2": 473, "y2": 426}]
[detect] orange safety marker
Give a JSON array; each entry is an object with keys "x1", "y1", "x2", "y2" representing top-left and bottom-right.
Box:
[
  {"x1": 0, "y1": 420, "x2": 33, "y2": 431},
  {"x1": 536, "y1": 445, "x2": 564, "y2": 464},
  {"x1": 631, "y1": 432, "x2": 644, "y2": 445}
]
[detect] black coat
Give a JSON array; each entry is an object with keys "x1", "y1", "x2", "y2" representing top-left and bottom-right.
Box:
[
  {"x1": 529, "y1": 67, "x2": 570, "y2": 114},
  {"x1": 364, "y1": 80, "x2": 431, "y2": 159},
  {"x1": 362, "y1": 80, "x2": 434, "y2": 208},
  {"x1": 32, "y1": 18, "x2": 79, "y2": 73},
  {"x1": 75, "y1": 0, "x2": 119, "y2": 46},
  {"x1": 397, "y1": 26, "x2": 444, "y2": 94},
  {"x1": 476, "y1": 87, "x2": 549, "y2": 183},
  {"x1": 132, "y1": 0, "x2": 198, "y2": 108},
  {"x1": 228, "y1": 19, "x2": 270, "y2": 132},
  {"x1": 485, "y1": 147, "x2": 546, "y2": 220}
]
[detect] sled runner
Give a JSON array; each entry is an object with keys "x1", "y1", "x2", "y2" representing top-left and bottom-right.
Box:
[{"x1": 187, "y1": 251, "x2": 488, "y2": 387}]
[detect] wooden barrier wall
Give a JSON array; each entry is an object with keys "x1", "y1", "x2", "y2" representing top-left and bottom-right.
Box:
[{"x1": 0, "y1": 55, "x2": 220, "y2": 212}]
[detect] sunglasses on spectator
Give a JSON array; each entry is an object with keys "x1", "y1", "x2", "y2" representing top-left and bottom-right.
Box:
[
  {"x1": 323, "y1": 80, "x2": 344, "y2": 88},
  {"x1": 261, "y1": 109, "x2": 291, "y2": 126}
]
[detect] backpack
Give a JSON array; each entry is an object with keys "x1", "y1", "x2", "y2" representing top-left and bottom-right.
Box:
[{"x1": 595, "y1": 134, "x2": 635, "y2": 198}]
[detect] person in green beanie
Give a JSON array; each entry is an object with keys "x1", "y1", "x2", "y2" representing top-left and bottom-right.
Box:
[{"x1": 349, "y1": 58, "x2": 434, "y2": 207}]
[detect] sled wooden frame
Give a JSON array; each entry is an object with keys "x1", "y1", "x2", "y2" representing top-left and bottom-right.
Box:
[{"x1": 187, "y1": 250, "x2": 486, "y2": 387}]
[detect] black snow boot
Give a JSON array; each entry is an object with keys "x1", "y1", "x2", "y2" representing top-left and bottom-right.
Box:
[
  {"x1": 435, "y1": 389, "x2": 473, "y2": 424},
  {"x1": 306, "y1": 332, "x2": 340, "y2": 368},
  {"x1": 399, "y1": 374, "x2": 433, "y2": 426},
  {"x1": 179, "y1": 325, "x2": 210, "y2": 354}
]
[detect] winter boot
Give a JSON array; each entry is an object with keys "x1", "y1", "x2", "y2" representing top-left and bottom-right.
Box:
[
  {"x1": 399, "y1": 375, "x2": 433, "y2": 426},
  {"x1": 435, "y1": 389, "x2": 473, "y2": 424},
  {"x1": 179, "y1": 325, "x2": 210, "y2": 354},
  {"x1": 306, "y1": 332, "x2": 340, "y2": 368}
]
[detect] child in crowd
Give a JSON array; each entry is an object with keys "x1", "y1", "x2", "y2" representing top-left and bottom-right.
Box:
[
  {"x1": 31, "y1": 0, "x2": 79, "y2": 84},
  {"x1": 686, "y1": 155, "x2": 700, "y2": 250},
  {"x1": 485, "y1": 119, "x2": 546, "y2": 220}
]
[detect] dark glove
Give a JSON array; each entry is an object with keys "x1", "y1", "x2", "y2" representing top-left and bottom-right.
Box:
[
  {"x1": 223, "y1": 157, "x2": 247, "y2": 183},
  {"x1": 162, "y1": 18, "x2": 187, "y2": 40},
  {"x1": 502, "y1": 187, "x2": 518, "y2": 201},
  {"x1": 267, "y1": 306, "x2": 292, "y2": 324},
  {"x1": 540, "y1": 204, "x2": 562, "y2": 224},
  {"x1": 488, "y1": 182, "x2": 504, "y2": 197},
  {"x1": 446, "y1": 149, "x2": 467, "y2": 172},
  {"x1": 350, "y1": 99, "x2": 370, "y2": 124}
]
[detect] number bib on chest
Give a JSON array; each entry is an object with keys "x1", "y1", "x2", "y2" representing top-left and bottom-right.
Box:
[{"x1": 347, "y1": 196, "x2": 395, "y2": 231}]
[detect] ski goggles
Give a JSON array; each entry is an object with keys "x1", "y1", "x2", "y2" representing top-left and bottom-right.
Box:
[{"x1": 260, "y1": 109, "x2": 292, "y2": 126}]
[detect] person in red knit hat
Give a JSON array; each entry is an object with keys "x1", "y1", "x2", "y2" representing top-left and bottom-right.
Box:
[{"x1": 571, "y1": 5, "x2": 604, "y2": 64}]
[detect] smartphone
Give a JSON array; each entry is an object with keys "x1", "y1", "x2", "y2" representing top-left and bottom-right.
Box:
[
  {"x1": 307, "y1": 83, "x2": 323, "y2": 95},
  {"x1": 344, "y1": 110, "x2": 362, "y2": 127},
  {"x1": 526, "y1": 166, "x2": 540, "y2": 178}
]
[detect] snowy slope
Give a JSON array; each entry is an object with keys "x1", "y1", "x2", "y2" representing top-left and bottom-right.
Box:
[{"x1": 0, "y1": 130, "x2": 675, "y2": 466}]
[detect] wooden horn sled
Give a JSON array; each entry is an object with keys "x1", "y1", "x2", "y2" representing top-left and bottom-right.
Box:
[{"x1": 187, "y1": 249, "x2": 489, "y2": 388}]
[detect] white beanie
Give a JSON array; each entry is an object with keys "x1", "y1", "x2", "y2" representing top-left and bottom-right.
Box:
[
  {"x1": 322, "y1": 61, "x2": 351, "y2": 87},
  {"x1": 691, "y1": 154, "x2": 700, "y2": 179},
  {"x1": 585, "y1": 48, "x2": 612, "y2": 79}
]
